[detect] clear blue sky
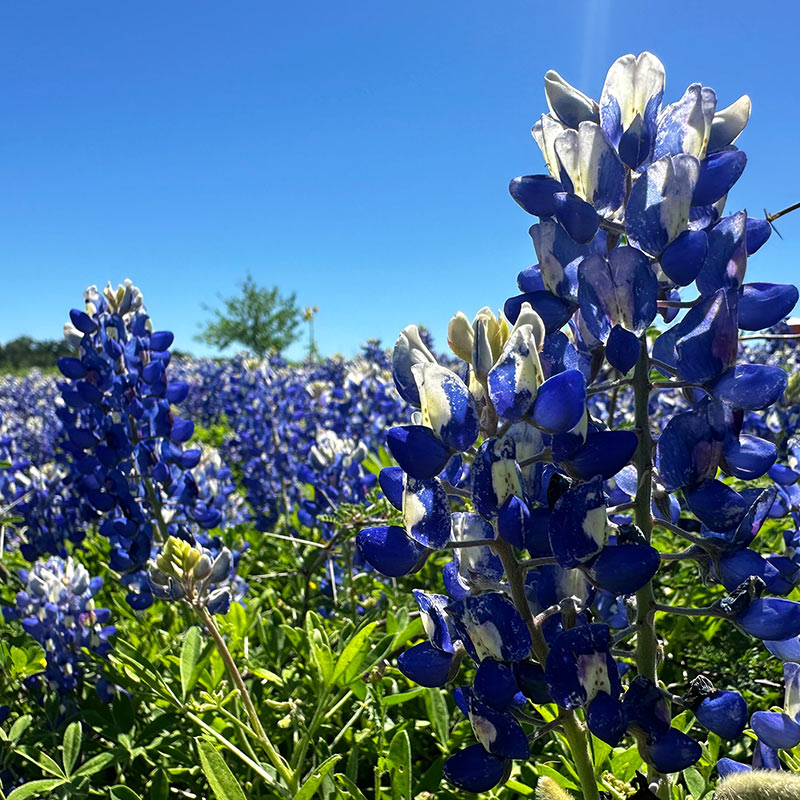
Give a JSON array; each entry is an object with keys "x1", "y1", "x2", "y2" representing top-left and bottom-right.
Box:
[{"x1": 2, "y1": 1, "x2": 799, "y2": 360}]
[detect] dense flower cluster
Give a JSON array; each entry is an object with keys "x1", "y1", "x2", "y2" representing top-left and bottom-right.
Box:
[
  {"x1": 172, "y1": 343, "x2": 407, "y2": 539},
  {"x1": 357, "y1": 52, "x2": 800, "y2": 791},
  {"x1": 0, "y1": 556, "x2": 114, "y2": 694},
  {"x1": 53, "y1": 281, "x2": 241, "y2": 610}
]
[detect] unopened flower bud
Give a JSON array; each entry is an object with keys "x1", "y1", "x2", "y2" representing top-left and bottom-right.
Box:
[
  {"x1": 447, "y1": 312, "x2": 474, "y2": 362},
  {"x1": 208, "y1": 549, "x2": 232, "y2": 583}
]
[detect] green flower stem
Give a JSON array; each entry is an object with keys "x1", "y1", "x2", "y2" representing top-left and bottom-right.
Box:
[
  {"x1": 195, "y1": 604, "x2": 295, "y2": 791},
  {"x1": 494, "y1": 540, "x2": 599, "y2": 800},
  {"x1": 631, "y1": 339, "x2": 668, "y2": 796},
  {"x1": 290, "y1": 685, "x2": 334, "y2": 775},
  {"x1": 632, "y1": 341, "x2": 657, "y2": 683}
]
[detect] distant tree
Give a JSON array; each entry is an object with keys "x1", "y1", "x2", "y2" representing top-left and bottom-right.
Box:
[
  {"x1": 0, "y1": 336, "x2": 73, "y2": 372},
  {"x1": 195, "y1": 275, "x2": 301, "y2": 358}
]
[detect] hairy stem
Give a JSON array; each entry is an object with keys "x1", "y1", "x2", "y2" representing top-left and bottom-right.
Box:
[
  {"x1": 195, "y1": 604, "x2": 295, "y2": 791},
  {"x1": 494, "y1": 540, "x2": 599, "y2": 800}
]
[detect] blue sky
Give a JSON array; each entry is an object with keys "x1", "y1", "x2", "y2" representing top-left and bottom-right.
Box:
[{"x1": 2, "y1": 1, "x2": 798, "y2": 360}]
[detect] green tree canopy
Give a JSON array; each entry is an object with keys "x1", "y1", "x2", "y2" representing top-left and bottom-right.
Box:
[{"x1": 195, "y1": 274, "x2": 301, "y2": 358}]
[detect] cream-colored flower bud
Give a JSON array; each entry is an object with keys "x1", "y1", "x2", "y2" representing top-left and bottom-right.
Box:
[
  {"x1": 447, "y1": 311, "x2": 474, "y2": 362},
  {"x1": 511, "y1": 302, "x2": 546, "y2": 351}
]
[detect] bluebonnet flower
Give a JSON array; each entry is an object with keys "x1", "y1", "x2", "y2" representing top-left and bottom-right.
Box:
[
  {"x1": 1, "y1": 556, "x2": 114, "y2": 694},
  {"x1": 357, "y1": 51, "x2": 799, "y2": 794},
  {"x1": 52, "y1": 281, "x2": 242, "y2": 609}
]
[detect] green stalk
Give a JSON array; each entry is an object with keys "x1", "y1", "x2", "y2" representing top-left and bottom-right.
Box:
[
  {"x1": 195, "y1": 604, "x2": 295, "y2": 791},
  {"x1": 494, "y1": 541, "x2": 599, "y2": 800},
  {"x1": 632, "y1": 341, "x2": 657, "y2": 683}
]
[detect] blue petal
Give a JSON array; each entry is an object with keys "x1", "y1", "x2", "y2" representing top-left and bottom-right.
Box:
[
  {"x1": 696, "y1": 212, "x2": 748, "y2": 296},
  {"x1": 606, "y1": 326, "x2": 641, "y2": 373},
  {"x1": 675, "y1": 289, "x2": 738, "y2": 384},
  {"x1": 655, "y1": 402, "x2": 725, "y2": 491},
  {"x1": 587, "y1": 691, "x2": 628, "y2": 746},
  {"x1": 466, "y1": 692, "x2": 530, "y2": 759},
  {"x1": 722, "y1": 434, "x2": 777, "y2": 481},
  {"x1": 379, "y1": 466, "x2": 404, "y2": 510},
  {"x1": 660, "y1": 229, "x2": 708, "y2": 286},
  {"x1": 442, "y1": 744, "x2": 509, "y2": 793},
  {"x1": 487, "y1": 325, "x2": 544, "y2": 422},
  {"x1": 473, "y1": 659, "x2": 521, "y2": 711},
  {"x1": 738, "y1": 283, "x2": 799, "y2": 331},
  {"x1": 403, "y1": 476, "x2": 451, "y2": 549},
  {"x1": 553, "y1": 192, "x2": 599, "y2": 244},
  {"x1": 750, "y1": 711, "x2": 800, "y2": 750},
  {"x1": 695, "y1": 690, "x2": 748, "y2": 740},
  {"x1": 386, "y1": 425, "x2": 452, "y2": 479},
  {"x1": 470, "y1": 438, "x2": 523, "y2": 519},
  {"x1": 692, "y1": 150, "x2": 747, "y2": 206},
  {"x1": 530, "y1": 369, "x2": 586, "y2": 433},
  {"x1": 587, "y1": 543, "x2": 660, "y2": 595},
  {"x1": 517, "y1": 265, "x2": 546, "y2": 293},
  {"x1": 414, "y1": 363, "x2": 480, "y2": 451},
  {"x1": 716, "y1": 758, "x2": 751, "y2": 778},
  {"x1": 563, "y1": 430, "x2": 638, "y2": 481},
  {"x1": 356, "y1": 525, "x2": 430, "y2": 577},
  {"x1": 397, "y1": 641, "x2": 455, "y2": 688},
  {"x1": 684, "y1": 479, "x2": 748, "y2": 532},
  {"x1": 509, "y1": 174, "x2": 563, "y2": 217},
  {"x1": 737, "y1": 598, "x2": 800, "y2": 640},
  {"x1": 623, "y1": 676, "x2": 671, "y2": 737},
  {"x1": 716, "y1": 549, "x2": 786, "y2": 594},
  {"x1": 413, "y1": 590, "x2": 455, "y2": 652},
  {"x1": 545, "y1": 624, "x2": 619, "y2": 710},
  {"x1": 504, "y1": 291, "x2": 577, "y2": 334},
  {"x1": 578, "y1": 246, "x2": 658, "y2": 340},
  {"x1": 646, "y1": 728, "x2": 702, "y2": 773},
  {"x1": 618, "y1": 113, "x2": 653, "y2": 170},
  {"x1": 654, "y1": 83, "x2": 716, "y2": 161},
  {"x1": 549, "y1": 476, "x2": 607, "y2": 568},
  {"x1": 529, "y1": 219, "x2": 606, "y2": 301},
  {"x1": 626, "y1": 154, "x2": 700, "y2": 256},
  {"x1": 752, "y1": 740, "x2": 781, "y2": 769},
  {"x1": 765, "y1": 637, "x2": 800, "y2": 661},
  {"x1": 512, "y1": 661, "x2": 552, "y2": 704},
  {"x1": 391, "y1": 325, "x2": 437, "y2": 406},
  {"x1": 709, "y1": 365, "x2": 788, "y2": 410},
  {"x1": 447, "y1": 593, "x2": 532, "y2": 662},
  {"x1": 497, "y1": 495, "x2": 530, "y2": 549},
  {"x1": 745, "y1": 216, "x2": 771, "y2": 255}
]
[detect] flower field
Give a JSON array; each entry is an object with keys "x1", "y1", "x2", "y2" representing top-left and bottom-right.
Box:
[{"x1": 3, "y1": 51, "x2": 800, "y2": 800}]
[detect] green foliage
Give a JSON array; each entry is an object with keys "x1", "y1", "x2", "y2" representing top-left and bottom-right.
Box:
[
  {"x1": 2, "y1": 481, "x2": 799, "y2": 800},
  {"x1": 195, "y1": 274, "x2": 301, "y2": 357},
  {"x1": 0, "y1": 336, "x2": 71, "y2": 374}
]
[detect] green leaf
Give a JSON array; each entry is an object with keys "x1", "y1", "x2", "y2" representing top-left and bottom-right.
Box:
[
  {"x1": 73, "y1": 751, "x2": 116, "y2": 777},
  {"x1": 683, "y1": 767, "x2": 705, "y2": 799},
  {"x1": 180, "y1": 627, "x2": 202, "y2": 700},
  {"x1": 591, "y1": 735, "x2": 612, "y2": 773},
  {"x1": 294, "y1": 754, "x2": 341, "y2": 800},
  {"x1": 536, "y1": 764, "x2": 579, "y2": 792},
  {"x1": 332, "y1": 622, "x2": 378, "y2": 686},
  {"x1": 383, "y1": 687, "x2": 426, "y2": 707},
  {"x1": 110, "y1": 787, "x2": 143, "y2": 800},
  {"x1": 7, "y1": 779, "x2": 65, "y2": 800},
  {"x1": 334, "y1": 774, "x2": 368, "y2": 800},
  {"x1": 8, "y1": 715, "x2": 32, "y2": 741},
  {"x1": 62, "y1": 721, "x2": 82, "y2": 776},
  {"x1": 387, "y1": 729, "x2": 412, "y2": 800},
  {"x1": 424, "y1": 689, "x2": 449, "y2": 748},
  {"x1": 196, "y1": 738, "x2": 247, "y2": 800},
  {"x1": 148, "y1": 770, "x2": 170, "y2": 800},
  {"x1": 36, "y1": 751, "x2": 66, "y2": 778}
]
